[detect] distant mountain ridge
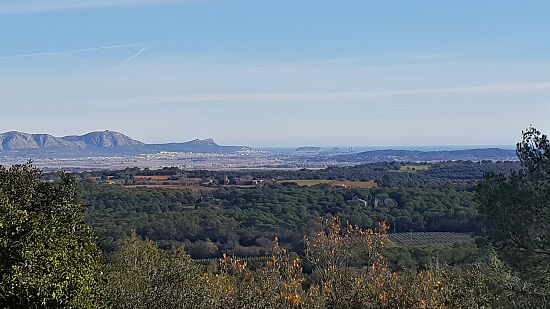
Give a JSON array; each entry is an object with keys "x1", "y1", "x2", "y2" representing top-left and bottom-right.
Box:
[
  {"x1": 62, "y1": 131, "x2": 144, "y2": 148},
  {"x1": 0, "y1": 131, "x2": 250, "y2": 154},
  {"x1": 0, "y1": 130, "x2": 517, "y2": 161},
  {"x1": 335, "y1": 148, "x2": 517, "y2": 162},
  {"x1": 149, "y1": 138, "x2": 251, "y2": 153},
  {"x1": 0, "y1": 130, "x2": 142, "y2": 151},
  {"x1": 0, "y1": 131, "x2": 76, "y2": 151}
]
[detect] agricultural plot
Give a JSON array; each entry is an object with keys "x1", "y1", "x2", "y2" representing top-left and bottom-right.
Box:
[
  {"x1": 134, "y1": 175, "x2": 173, "y2": 181},
  {"x1": 279, "y1": 179, "x2": 377, "y2": 188},
  {"x1": 279, "y1": 179, "x2": 334, "y2": 186},
  {"x1": 124, "y1": 184, "x2": 215, "y2": 191},
  {"x1": 332, "y1": 180, "x2": 377, "y2": 188},
  {"x1": 389, "y1": 232, "x2": 474, "y2": 248},
  {"x1": 194, "y1": 255, "x2": 271, "y2": 269},
  {"x1": 399, "y1": 164, "x2": 431, "y2": 172}
]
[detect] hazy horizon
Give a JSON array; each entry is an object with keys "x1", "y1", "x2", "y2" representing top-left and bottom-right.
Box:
[{"x1": 1, "y1": 0, "x2": 549, "y2": 145}]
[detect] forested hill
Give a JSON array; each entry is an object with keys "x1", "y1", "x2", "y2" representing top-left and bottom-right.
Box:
[
  {"x1": 335, "y1": 148, "x2": 516, "y2": 162},
  {"x1": 101, "y1": 161, "x2": 520, "y2": 187}
]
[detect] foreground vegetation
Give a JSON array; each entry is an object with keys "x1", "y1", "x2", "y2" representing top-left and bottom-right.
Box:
[
  {"x1": 102, "y1": 220, "x2": 545, "y2": 309},
  {"x1": 1, "y1": 127, "x2": 549, "y2": 308}
]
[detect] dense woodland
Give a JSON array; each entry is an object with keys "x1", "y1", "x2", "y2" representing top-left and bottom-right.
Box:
[
  {"x1": 1, "y1": 127, "x2": 548, "y2": 308},
  {"x1": 79, "y1": 183, "x2": 482, "y2": 257},
  {"x1": 76, "y1": 161, "x2": 518, "y2": 257}
]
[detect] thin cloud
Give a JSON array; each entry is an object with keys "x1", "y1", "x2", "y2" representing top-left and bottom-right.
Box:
[
  {"x1": 297, "y1": 53, "x2": 448, "y2": 67},
  {"x1": 369, "y1": 82, "x2": 550, "y2": 96},
  {"x1": 81, "y1": 81, "x2": 550, "y2": 107},
  {"x1": 0, "y1": 0, "x2": 194, "y2": 15},
  {"x1": 410, "y1": 54, "x2": 446, "y2": 61},
  {"x1": 0, "y1": 43, "x2": 146, "y2": 60}
]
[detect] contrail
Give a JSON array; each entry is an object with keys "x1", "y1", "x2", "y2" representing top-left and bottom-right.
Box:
[
  {"x1": 0, "y1": 43, "x2": 146, "y2": 60},
  {"x1": 121, "y1": 47, "x2": 148, "y2": 65}
]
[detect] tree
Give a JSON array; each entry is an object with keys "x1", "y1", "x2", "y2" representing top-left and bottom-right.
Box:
[
  {"x1": 103, "y1": 233, "x2": 206, "y2": 309},
  {"x1": 0, "y1": 163, "x2": 103, "y2": 308},
  {"x1": 478, "y1": 126, "x2": 550, "y2": 288}
]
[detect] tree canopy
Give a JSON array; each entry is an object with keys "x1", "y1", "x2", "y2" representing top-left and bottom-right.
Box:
[
  {"x1": 478, "y1": 126, "x2": 550, "y2": 289},
  {"x1": 0, "y1": 163, "x2": 102, "y2": 308}
]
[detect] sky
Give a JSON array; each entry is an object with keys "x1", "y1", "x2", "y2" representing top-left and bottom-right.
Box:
[{"x1": 0, "y1": 0, "x2": 549, "y2": 147}]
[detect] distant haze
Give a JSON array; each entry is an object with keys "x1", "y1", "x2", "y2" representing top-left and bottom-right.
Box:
[{"x1": 1, "y1": 1, "x2": 549, "y2": 146}]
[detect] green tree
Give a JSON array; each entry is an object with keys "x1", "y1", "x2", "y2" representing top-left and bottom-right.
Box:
[
  {"x1": 103, "y1": 233, "x2": 206, "y2": 309},
  {"x1": 478, "y1": 126, "x2": 550, "y2": 289},
  {"x1": 0, "y1": 163, "x2": 102, "y2": 308}
]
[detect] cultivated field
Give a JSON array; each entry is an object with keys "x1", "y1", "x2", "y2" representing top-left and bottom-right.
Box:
[
  {"x1": 279, "y1": 179, "x2": 334, "y2": 186},
  {"x1": 279, "y1": 179, "x2": 377, "y2": 188},
  {"x1": 134, "y1": 175, "x2": 172, "y2": 181},
  {"x1": 389, "y1": 232, "x2": 474, "y2": 248},
  {"x1": 332, "y1": 180, "x2": 378, "y2": 188},
  {"x1": 124, "y1": 184, "x2": 215, "y2": 191},
  {"x1": 399, "y1": 164, "x2": 431, "y2": 172}
]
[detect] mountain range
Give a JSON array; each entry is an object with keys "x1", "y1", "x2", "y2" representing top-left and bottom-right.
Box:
[
  {"x1": 0, "y1": 131, "x2": 250, "y2": 155},
  {"x1": 0, "y1": 130, "x2": 517, "y2": 162}
]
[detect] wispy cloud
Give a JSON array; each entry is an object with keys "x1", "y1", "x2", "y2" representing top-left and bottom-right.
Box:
[
  {"x1": 410, "y1": 54, "x2": 447, "y2": 61},
  {"x1": 296, "y1": 53, "x2": 448, "y2": 67},
  {"x1": 0, "y1": 0, "x2": 194, "y2": 15},
  {"x1": 0, "y1": 43, "x2": 146, "y2": 60},
  {"x1": 81, "y1": 81, "x2": 550, "y2": 107}
]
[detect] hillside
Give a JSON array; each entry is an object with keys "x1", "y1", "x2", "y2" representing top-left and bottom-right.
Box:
[
  {"x1": 336, "y1": 148, "x2": 517, "y2": 162},
  {"x1": 0, "y1": 131, "x2": 250, "y2": 155},
  {"x1": 0, "y1": 130, "x2": 142, "y2": 152},
  {"x1": 148, "y1": 138, "x2": 251, "y2": 153},
  {"x1": 61, "y1": 131, "x2": 144, "y2": 148},
  {"x1": 0, "y1": 131, "x2": 80, "y2": 151}
]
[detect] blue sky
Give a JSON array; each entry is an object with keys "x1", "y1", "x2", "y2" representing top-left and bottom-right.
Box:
[{"x1": 1, "y1": 0, "x2": 549, "y2": 146}]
